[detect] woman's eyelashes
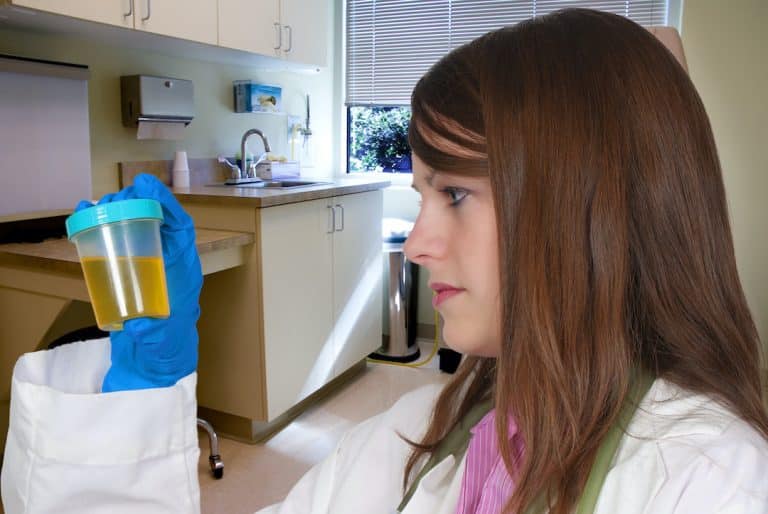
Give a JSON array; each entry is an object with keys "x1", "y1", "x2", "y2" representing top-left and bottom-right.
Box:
[{"x1": 440, "y1": 187, "x2": 469, "y2": 206}]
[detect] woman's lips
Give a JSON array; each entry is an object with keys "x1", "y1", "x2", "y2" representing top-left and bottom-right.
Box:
[{"x1": 430, "y1": 283, "x2": 464, "y2": 307}]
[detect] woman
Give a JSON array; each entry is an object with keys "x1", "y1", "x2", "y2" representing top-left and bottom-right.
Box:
[
  {"x1": 400, "y1": 6, "x2": 768, "y2": 512},
  {"x1": 3, "y1": 8, "x2": 767, "y2": 514},
  {"x1": 260, "y1": 8, "x2": 768, "y2": 512}
]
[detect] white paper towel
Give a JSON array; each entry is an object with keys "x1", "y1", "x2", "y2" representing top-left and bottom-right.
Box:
[{"x1": 137, "y1": 121, "x2": 185, "y2": 140}]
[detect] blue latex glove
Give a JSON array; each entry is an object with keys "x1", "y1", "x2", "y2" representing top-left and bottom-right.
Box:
[{"x1": 75, "y1": 173, "x2": 203, "y2": 392}]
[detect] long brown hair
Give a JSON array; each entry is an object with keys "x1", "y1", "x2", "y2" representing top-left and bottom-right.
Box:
[{"x1": 405, "y1": 8, "x2": 767, "y2": 514}]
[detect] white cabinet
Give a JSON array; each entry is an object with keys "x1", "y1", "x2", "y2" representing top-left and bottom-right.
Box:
[
  {"x1": 8, "y1": 0, "x2": 134, "y2": 28},
  {"x1": 218, "y1": 0, "x2": 280, "y2": 58},
  {"x1": 330, "y1": 191, "x2": 385, "y2": 376},
  {"x1": 260, "y1": 197, "x2": 335, "y2": 421},
  {"x1": 8, "y1": 0, "x2": 326, "y2": 67},
  {"x1": 218, "y1": 0, "x2": 328, "y2": 67},
  {"x1": 8, "y1": 0, "x2": 218, "y2": 45},
  {"x1": 260, "y1": 190, "x2": 382, "y2": 419},
  {"x1": 134, "y1": 0, "x2": 217, "y2": 45},
  {"x1": 278, "y1": 0, "x2": 328, "y2": 66}
]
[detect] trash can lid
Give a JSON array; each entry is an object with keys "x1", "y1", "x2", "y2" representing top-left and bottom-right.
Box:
[{"x1": 382, "y1": 217, "x2": 414, "y2": 243}]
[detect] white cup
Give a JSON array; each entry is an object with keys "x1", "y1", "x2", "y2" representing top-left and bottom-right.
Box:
[
  {"x1": 172, "y1": 150, "x2": 190, "y2": 188},
  {"x1": 173, "y1": 150, "x2": 189, "y2": 171}
]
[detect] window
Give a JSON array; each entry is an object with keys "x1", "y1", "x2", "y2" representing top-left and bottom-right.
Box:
[
  {"x1": 348, "y1": 105, "x2": 411, "y2": 173},
  {"x1": 345, "y1": 0, "x2": 669, "y2": 173}
]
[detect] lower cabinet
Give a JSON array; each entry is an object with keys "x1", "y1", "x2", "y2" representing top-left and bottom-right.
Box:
[
  {"x1": 329, "y1": 191, "x2": 385, "y2": 377},
  {"x1": 260, "y1": 190, "x2": 383, "y2": 419},
  {"x1": 187, "y1": 188, "x2": 384, "y2": 432}
]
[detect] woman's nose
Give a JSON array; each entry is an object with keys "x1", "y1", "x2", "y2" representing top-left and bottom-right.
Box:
[
  {"x1": 404, "y1": 213, "x2": 435, "y2": 266},
  {"x1": 403, "y1": 229, "x2": 421, "y2": 265}
]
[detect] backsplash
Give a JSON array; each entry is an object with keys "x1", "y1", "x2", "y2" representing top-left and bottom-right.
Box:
[{"x1": 119, "y1": 158, "x2": 229, "y2": 188}]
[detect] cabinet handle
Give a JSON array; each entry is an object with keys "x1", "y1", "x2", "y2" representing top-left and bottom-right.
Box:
[
  {"x1": 123, "y1": 0, "x2": 133, "y2": 18},
  {"x1": 141, "y1": 0, "x2": 151, "y2": 22},
  {"x1": 334, "y1": 204, "x2": 344, "y2": 232},
  {"x1": 327, "y1": 205, "x2": 335, "y2": 234},
  {"x1": 284, "y1": 25, "x2": 293, "y2": 52},
  {"x1": 273, "y1": 22, "x2": 282, "y2": 50}
]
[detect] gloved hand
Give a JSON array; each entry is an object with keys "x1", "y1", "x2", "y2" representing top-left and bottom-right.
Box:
[{"x1": 74, "y1": 173, "x2": 203, "y2": 392}]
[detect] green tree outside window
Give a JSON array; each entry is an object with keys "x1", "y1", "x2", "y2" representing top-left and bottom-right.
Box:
[{"x1": 349, "y1": 106, "x2": 411, "y2": 172}]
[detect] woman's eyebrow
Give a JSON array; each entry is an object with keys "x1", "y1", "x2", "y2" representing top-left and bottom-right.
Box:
[{"x1": 411, "y1": 169, "x2": 436, "y2": 193}]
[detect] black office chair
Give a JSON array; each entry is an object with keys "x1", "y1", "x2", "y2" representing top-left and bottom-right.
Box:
[{"x1": 47, "y1": 326, "x2": 224, "y2": 479}]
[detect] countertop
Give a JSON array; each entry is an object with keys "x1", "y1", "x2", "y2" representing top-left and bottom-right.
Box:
[
  {"x1": 172, "y1": 176, "x2": 391, "y2": 208},
  {"x1": 0, "y1": 178, "x2": 389, "y2": 269},
  {"x1": 0, "y1": 229, "x2": 254, "y2": 274}
]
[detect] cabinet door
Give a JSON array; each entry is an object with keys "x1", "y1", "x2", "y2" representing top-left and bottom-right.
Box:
[
  {"x1": 10, "y1": 0, "x2": 134, "y2": 28},
  {"x1": 280, "y1": 0, "x2": 328, "y2": 66},
  {"x1": 331, "y1": 190, "x2": 383, "y2": 377},
  {"x1": 260, "y1": 198, "x2": 334, "y2": 420},
  {"x1": 134, "y1": 0, "x2": 217, "y2": 45},
  {"x1": 219, "y1": 0, "x2": 280, "y2": 57}
]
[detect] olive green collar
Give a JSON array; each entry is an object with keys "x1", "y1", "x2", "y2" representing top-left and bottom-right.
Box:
[{"x1": 397, "y1": 373, "x2": 655, "y2": 514}]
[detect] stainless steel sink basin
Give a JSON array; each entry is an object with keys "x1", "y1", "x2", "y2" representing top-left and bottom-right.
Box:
[
  {"x1": 265, "y1": 180, "x2": 327, "y2": 188},
  {"x1": 226, "y1": 180, "x2": 329, "y2": 189}
]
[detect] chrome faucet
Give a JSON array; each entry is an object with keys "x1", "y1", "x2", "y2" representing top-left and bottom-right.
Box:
[
  {"x1": 241, "y1": 128, "x2": 271, "y2": 179},
  {"x1": 219, "y1": 129, "x2": 273, "y2": 184},
  {"x1": 218, "y1": 156, "x2": 240, "y2": 178}
]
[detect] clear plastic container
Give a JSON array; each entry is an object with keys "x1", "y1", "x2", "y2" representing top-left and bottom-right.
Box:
[{"x1": 65, "y1": 199, "x2": 170, "y2": 331}]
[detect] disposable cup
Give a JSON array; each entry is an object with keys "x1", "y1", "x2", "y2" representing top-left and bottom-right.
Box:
[{"x1": 65, "y1": 199, "x2": 170, "y2": 331}]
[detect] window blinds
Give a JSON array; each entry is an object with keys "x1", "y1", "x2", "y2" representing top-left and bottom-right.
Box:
[{"x1": 346, "y1": 0, "x2": 668, "y2": 105}]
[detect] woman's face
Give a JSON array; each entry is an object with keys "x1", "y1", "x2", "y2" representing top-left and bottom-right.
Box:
[{"x1": 404, "y1": 154, "x2": 502, "y2": 357}]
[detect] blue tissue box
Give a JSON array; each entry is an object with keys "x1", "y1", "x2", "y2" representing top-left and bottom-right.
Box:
[{"x1": 233, "y1": 81, "x2": 282, "y2": 113}]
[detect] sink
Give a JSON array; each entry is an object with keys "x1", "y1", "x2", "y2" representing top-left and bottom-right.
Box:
[
  {"x1": 265, "y1": 180, "x2": 327, "y2": 188},
  {"x1": 225, "y1": 180, "x2": 329, "y2": 189}
]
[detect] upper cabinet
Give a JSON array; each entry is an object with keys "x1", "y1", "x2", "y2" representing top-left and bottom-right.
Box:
[
  {"x1": 278, "y1": 0, "x2": 328, "y2": 66},
  {"x1": 218, "y1": 0, "x2": 328, "y2": 67},
  {"x1": 7, "y1": 0, "x2": 134, "y2": 28},
  {"x1": 134, "y1": 0, "x2": 217, "y2": 46},
  {"x1": 218, "y1": 0, "x2": 280, "y2": 59},
  {"x1": 5, "y1": 0, "x2": 326, "y2": 68}
]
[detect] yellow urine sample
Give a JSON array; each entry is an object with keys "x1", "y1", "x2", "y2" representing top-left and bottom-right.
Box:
[{"x1": 81, "y1": 255, "x2": 170, "y2": 331}]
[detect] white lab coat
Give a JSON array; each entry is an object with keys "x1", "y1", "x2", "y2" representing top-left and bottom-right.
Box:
[
  {"x1": 2, "y1": 339, "x2": 768, "y2": 514},
  {"x1": 1, "y1": 339, "x2": 200, "y2": 514}
]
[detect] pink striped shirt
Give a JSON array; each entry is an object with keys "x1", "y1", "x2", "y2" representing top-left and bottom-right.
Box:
[{"x1": 455, "y1": 409, "x2": 525, "y2": 514}]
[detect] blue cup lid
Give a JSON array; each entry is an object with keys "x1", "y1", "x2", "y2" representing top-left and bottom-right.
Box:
[{"x1": 66, "y1": 198, "x2": 164, "y2": 239}]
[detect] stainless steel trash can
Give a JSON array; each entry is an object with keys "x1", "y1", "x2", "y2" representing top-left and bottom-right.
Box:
[{"x1": 370, "y1": 219, "x2": 420, "y2": 362}]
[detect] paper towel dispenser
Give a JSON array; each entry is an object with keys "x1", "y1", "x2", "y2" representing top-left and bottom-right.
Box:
[{"x1": 120, "y1": 75, "x2": 194, "y2": 127}]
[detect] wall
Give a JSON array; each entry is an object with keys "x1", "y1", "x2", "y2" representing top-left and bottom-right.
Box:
[
  {"x1": 0, "y1": 20, "x2": 337, "y2": 198},
  {"x1": 682, "y1": 0, "x2": 768, "y2": 347}
]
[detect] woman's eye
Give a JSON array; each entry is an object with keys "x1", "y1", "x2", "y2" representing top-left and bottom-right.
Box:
[{"x1": 442, "y1": 187, "x2": 468, "y2": 206}]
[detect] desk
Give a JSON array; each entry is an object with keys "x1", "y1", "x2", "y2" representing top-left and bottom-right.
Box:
[{"x1": 0, "y1": 229, "x2": 254, "y2": 452}]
